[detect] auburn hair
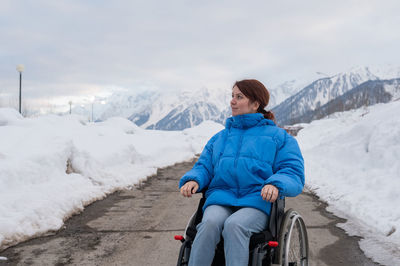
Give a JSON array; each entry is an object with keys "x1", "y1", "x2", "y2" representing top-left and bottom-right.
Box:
[{"x1": 233, "y1": 79, "x2": 275, "y2": 121}]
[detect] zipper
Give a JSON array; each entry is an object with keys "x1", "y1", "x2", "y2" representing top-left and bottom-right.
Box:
[
  {"x1": 234, "y1": 131, "x2": 244, "y2": 168},
  {"x1": 234, "y1": 129, "x2": 244, "y2": 197}
]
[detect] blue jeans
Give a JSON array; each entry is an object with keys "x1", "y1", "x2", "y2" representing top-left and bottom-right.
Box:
[{"x1": 188, "y1": 205, "x2": 268, "y2": 266}]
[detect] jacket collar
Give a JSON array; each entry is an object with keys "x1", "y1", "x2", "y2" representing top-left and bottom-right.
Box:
[{"x1": 225, "y1": 113, "x2": 275, "y2": 129}]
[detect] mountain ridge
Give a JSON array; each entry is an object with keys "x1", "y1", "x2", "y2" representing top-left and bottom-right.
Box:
[{"x1": 71, "y1": 65, "x2": 400, "y2": 130}]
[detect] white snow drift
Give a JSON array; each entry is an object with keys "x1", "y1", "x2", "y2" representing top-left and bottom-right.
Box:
[
  {"x1": 0, "y1": 108, "x2": 223, "y2": 251},
  {"x1": 297, "y1": 101, "x2": 400, "y2": 265}
]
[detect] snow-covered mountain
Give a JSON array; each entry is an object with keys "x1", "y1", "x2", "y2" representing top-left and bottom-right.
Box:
[
  {"x1": 365, "y1": 64, "x2": 400, "y2": 80},
  {"x1": 71, "y1": 90, "x2": 160, "y2": 122},
  {"x1": 101, "y1": 90, "x2": 160, "y2": 119},
  {"x1": 269, "y1": 78, "x2": 315, "y2": 108},
  {"x1": 86, "y1": 87, "x2": 232, "y2": 130},
  {"x1": 72, "y1": 65, "x2": 400, "y2": 130},
  {"x1": 74, "y1": 80, "x2": 311, "y2": 130},
  {"x1": 271, "y1": 66, "x2": 400, "y2": 125},
  {"x1": 291, "y1": 78, "x2": 400, "y2": 124}
]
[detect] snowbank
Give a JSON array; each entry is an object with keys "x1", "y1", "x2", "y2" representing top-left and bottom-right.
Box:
[
  {"x1": 0, "y1": 109, "x2": 223, "y2": 250},
  {"x1": 2, "y1": 101, "x2": 399, "y2": 264},
  {"x1": 297, "y1": 101, "x2": 400, "y2": 265}
]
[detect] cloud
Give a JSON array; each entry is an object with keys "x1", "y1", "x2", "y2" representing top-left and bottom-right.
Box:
[{"x1": 1, "y1": 0, "x2": 400, "y2": 106}]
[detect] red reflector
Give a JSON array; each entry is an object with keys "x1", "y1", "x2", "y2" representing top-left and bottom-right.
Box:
[
  {"x1": 268, "y1": 241, "x2": 279, "y2": 247},
  {"x1": 174, "y1": 235, "x2": 184, "y2": 241}
]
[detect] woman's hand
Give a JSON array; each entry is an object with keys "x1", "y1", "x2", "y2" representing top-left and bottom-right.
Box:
[
  {"x1": 180, "y1": 181, "x2": 199, "y2": 197},
  {"x1": 261, "y1": 184, "x2": 279, "y2": 203}
]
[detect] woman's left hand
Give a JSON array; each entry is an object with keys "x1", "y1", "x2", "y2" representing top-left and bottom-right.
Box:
[{"x1": 261, "y1": 184, "x2": 279, "y2": 203}]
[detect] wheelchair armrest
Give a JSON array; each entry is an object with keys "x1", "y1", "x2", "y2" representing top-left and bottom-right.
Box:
[
  {"x1": 268, "y1": 197, "x2": 285, "y2": 239},
  {"x1": 198, "y1": 186, "x2": 208, "y2": 198},
  {"x1": 189, "y1": 189, "x2": 207, "y2": 234}
]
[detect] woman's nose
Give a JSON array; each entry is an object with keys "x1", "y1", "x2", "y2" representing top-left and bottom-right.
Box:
[{"x1": 231, "y1": 98, "x2": 236, "y2": 105}]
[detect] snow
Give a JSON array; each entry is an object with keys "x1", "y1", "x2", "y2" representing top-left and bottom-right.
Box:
[
  {"x1": 297, "y1": 100, "x2": 400, "y2": 265},
  {"x1": 1, "y1": 98, "x2": 400, "y2": 264},
  {"x1": 367, "y1": 64, "x2": 400, "y2": 81},
  {"x1": 384, "y1": 80, "x2": 400, "y2": 100},
  {"x1": 137, "y1": 87, "x2": 230, "y2": 129},
  {"x1": 0, "y1": 108, "x2": 223, "y2": 251},
  {"x1": 269, "y1": 78, "x2": 313, "y2": 108}
]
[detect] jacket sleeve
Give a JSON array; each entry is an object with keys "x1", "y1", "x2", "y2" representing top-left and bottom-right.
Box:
[
  {"x1": 265, "y1": 131, "x2": 305, "y2": 197},
  {"x1": 179, "y1": 131, "x2": 221, "y2": 192}
]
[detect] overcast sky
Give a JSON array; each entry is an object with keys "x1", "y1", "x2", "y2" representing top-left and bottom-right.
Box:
[{"x1": 1, "y1": 0, "x2": 400, "y2": 107}]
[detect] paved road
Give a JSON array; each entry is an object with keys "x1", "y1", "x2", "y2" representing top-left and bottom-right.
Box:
[{"x1": 0, "y1": 160, "x2": 378, "y2": 266}]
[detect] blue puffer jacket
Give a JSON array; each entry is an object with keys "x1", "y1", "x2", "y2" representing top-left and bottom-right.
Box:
[{"x1": 179, "y1": 113, "x2": 304, "y2": 215}]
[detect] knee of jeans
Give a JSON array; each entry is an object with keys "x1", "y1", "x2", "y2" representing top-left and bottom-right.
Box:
[
  {"x1": 222, "y1": 218, "x2": 247, "y2": 237},
  {"x1": 198, "y1": 217, "x2": 224, "y2": 233}
]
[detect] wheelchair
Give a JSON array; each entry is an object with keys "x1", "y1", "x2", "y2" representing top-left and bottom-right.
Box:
[{"x1": 175, "y1": 191, "x2": 309, "y2": 266}]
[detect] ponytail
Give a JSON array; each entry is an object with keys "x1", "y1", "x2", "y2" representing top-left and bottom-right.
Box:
[
  {"x1": 264, "y1": 110, "x2": 275, "y2": 121},
  {"x1": 258, "y1": 108, "x2": 275, "y2": 121}
]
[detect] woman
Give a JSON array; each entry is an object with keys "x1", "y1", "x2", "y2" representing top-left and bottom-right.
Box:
[{"x1": 179, "y1": 79, "x2": 304, "y2": 266}]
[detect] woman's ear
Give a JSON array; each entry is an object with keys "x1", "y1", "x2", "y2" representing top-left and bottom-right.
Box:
[{"x1": 251, "y1": 101, "x2": 260, "y2": 112}]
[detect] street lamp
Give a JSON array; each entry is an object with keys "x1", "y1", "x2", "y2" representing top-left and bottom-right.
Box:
[
  {"x1": 16, "y1": 64, "x2": 25, "y2": 114},
  {"x1": 91, "y1": 101, "x2": 94, "y2": 122}
]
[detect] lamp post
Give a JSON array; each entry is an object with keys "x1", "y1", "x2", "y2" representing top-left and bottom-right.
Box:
[
  {"x1": 16, "y1": 64, "x2": 25, "y2": 114},
  {"x1": 91, "y1": 101, "x2": 94, "y2": 122}
]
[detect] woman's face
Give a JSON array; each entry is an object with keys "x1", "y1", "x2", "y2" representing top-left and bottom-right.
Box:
[{"x1": 231, "y1": 86, "x2": 259, "y2": 116}]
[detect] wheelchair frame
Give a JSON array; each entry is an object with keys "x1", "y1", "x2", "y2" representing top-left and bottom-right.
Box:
[{"x1": 175, "y1": 192, "x2": 309, "y2": 266}]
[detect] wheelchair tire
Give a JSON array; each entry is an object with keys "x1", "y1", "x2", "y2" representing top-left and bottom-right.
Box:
[
  {"x1": 176, "y1": 241, "x2": 191, "y2": 266},
  {"x1": 276, "y1": 209, "x2": 309, "y2": 266}
]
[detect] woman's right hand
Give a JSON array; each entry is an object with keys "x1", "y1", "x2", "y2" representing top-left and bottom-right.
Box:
[{"x1": 180, "y1": 181, "x2": 199, "y2": 197}]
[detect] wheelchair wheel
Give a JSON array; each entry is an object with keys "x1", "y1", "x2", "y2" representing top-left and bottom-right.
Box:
[
  {"x1": 176, "y1": 241, "x2": 191, "y2": 266},
  {"x1": 276, "y1": 209, "x2": 309, "y2": 266}
]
